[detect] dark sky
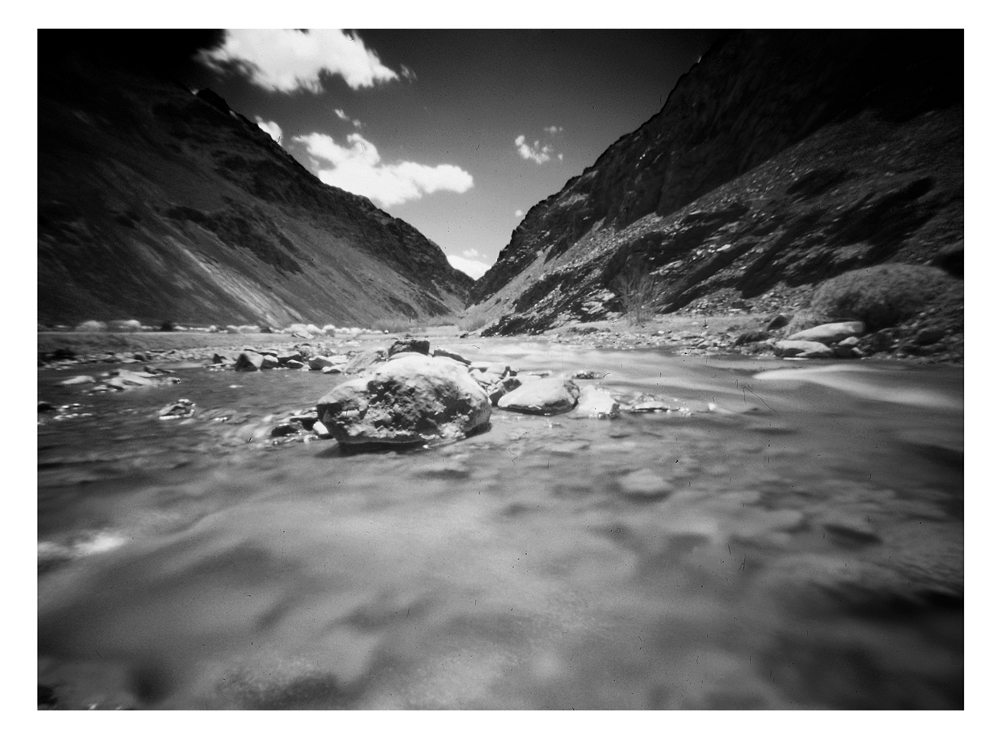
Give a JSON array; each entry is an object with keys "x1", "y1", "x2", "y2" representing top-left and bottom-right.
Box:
[{"x1": 47, "y1": 28, "x2": 718, "y2": 277}]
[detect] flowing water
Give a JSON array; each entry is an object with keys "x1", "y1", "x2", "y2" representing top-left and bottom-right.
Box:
[{"x1": 37, "y1": 341, "x2": 964, "y2": 709}]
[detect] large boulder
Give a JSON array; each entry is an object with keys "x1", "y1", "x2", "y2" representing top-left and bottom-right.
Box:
[
  {"x1": 497, "y1": 377, "x2": 580, "y2": 415},
  {"x1": 787, "y1": 321, "x2": 865, "y2": 345},
  {"x1": 316, "y1": 355, "x2": 491, "y2": 447}
]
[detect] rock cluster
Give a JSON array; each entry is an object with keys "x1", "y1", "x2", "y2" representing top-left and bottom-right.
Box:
[
  {"x1": 774, "y1": 321, "x2": 865, "y2": 359},
  {"x1": 286, "y1": 337, "x2": 725, "y2": 450},
  {"x1": 61, "y1": 367, "x2": 181, "y2": 393}
]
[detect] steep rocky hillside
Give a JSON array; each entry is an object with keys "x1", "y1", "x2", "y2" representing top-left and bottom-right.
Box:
[
  {"x1": 38, "y1": 45, "x2": 473, "y2": 328},
  {"x1": 468, "y1": 30, "x2": 962, "y2": 336}
]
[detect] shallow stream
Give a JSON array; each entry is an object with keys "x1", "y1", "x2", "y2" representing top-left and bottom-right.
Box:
[{"x1": 37, "y1": 341, "x2": 964, "y2": 709}]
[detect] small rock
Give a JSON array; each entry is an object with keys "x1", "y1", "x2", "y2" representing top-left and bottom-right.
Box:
[
  {"x1": 59, "y1": 375, "x2": 95, "y2": 386},
  {"x1": 833, "y1": 336, "x2": 863, "y2": 358},
  {"x1": 312, "y1": 420, "x2": 332, "y2": 438},
  {"x1": 284, "y1": 359, "x2": 306, "y2": 370},
  {"x1": 260, "y1": 354, "x2": 279, "y2": 370},
  {"x1": 235, "y1": 351, "x2": 265, "y2": 372},
  {"x1": 158, "y1": 399, "x2": 195, "y2": 419},
  {"x1": 497, "y1": 377, "x2": 579, "y2": 415},
  {"x1": 388, "y1": 338, "x2": 430, "y2": 357},
  {"x1": 487, "y1": 375, "x2": 522, "y2": 406},
  {"x1": 38, "y1": 401, "x2": 55, "y2": 412},
  {"x1": 570, "y1": 386, "x2": 620, "y2": 419},
  {"x1": 270, "y1": 423, "x2": 298, "y2": 437},
  {"x1": 571, "y1": 369, "x2": 607, "y2": 380},
  {"x1": 774, "y1": 340, "x2": 836, "y2": 359},
  {"x1": 915, "y1": 327, "x2": 946, "y2": 346},
  {"x1": 766, "y1": 313, "x2": 792, "y2": 331},
  {"x1": 733, "y1": 329, "x2": 769, "y2": 346},
  {"x1": 787, "y1": 321, "x2": 865, "y2": 345},
  {"x1": 308, "y1": 356, "x2": 334, "y2": 370}
]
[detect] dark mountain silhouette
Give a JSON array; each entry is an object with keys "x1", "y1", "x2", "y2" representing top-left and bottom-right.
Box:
[
  {"x1": 466, "y1": 30, "x2": 963, "y2": 336},
  {"x1": 38, "y1": 33, "x2": 473, "y2": 328}
]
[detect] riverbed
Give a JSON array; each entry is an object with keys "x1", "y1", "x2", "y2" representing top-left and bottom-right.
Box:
[{"x1": 37, "y1": 340, "x2": 964, "y2": 709}]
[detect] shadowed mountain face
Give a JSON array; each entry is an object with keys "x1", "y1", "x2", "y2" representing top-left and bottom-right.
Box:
[
  {"x1": 38, "y1": 38, "x2": 473, "y2": 328},
  {"x1": 469, "y1": 30, "x2": 963, "y2": 336}
]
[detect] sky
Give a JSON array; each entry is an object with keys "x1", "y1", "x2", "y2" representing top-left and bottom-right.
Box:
[{"x1": 159, "y1": 29, "x2": 719, "y2": 279}]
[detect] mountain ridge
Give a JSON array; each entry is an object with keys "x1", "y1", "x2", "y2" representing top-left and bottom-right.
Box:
[
  {"x1": 467, "y1": 30, "x2": 963, "y2": 336},
  {"x1": 37, "y1": 45, "x2": 473, "y2": 328}
]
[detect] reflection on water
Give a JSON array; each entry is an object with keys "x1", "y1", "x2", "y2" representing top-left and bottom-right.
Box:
[{"x1": 37, "y1": 343, "x2": 963, "y2": 709}]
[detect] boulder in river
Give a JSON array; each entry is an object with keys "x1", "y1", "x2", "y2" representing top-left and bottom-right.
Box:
[
  {"x1": 774, "y1": 340, "x2": 836, "y2": 359},
  {"x1": 787, "y1": 321, "x2": 865, "y2": 345},
  {"x1": 497, "y1": 377, "x2": 580, "y2": 415},
  {"x1": 569, "y1": 386, "x2": 620, "y2": 419},
  {"x1": 316, "y1": 354, "x2": 491, "y2": 447},
  {"x1": 388, "y1": 338, "x2": 430, "y2": 357},
  {"x1": 235, "y1": 351, "x2": 265, "y2": 371}
]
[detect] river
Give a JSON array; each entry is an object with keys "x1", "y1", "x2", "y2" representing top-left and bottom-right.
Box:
[{"x1": 37, "y1": 340, "x2": 964, "y2": 709}]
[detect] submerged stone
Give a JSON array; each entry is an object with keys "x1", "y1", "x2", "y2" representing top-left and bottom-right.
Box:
[{"x1": 618, "y1": 468, "x2": 672, "y2": 499}]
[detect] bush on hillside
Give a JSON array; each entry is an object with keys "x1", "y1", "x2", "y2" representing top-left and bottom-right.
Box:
[
  {"x1": 611, "y1": 263, "x2": 665, "y2": 326},
  {"x1": 803, "y1": 264, "x2": 958, "y2": 332}
]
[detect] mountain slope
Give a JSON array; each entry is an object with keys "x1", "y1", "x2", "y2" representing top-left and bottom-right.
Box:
[
  {"x1": 38, "y1": 48, "x2": 473, "y2": 328},
  {"x1": 467, "y1": 30, "x2": 963, "y2": 336}
]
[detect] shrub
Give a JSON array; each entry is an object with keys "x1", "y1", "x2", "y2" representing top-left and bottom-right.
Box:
[
  {"x1": 807, "y1": 264, "x2": 957, "y2": 331},
  {"x1": 611, "y1": 263, "x2": 665, "y2": 326}
]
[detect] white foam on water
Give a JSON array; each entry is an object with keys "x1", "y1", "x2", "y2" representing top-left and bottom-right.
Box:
[{"x1": 752, "y1": 364, "x2": 962, "y2": 411}]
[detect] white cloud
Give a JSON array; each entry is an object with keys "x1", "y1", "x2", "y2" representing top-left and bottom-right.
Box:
[
  {"x1": 400, "y1": 64, "x2": 417, "y2": 82},
  {"x1": 514, "y1": 209, "x2": 524, "y2": 218},
  {"x1": 544, "y1": 125, "x2": 564, "y2": 135},
  {"x1": 334, "y1": 108, "x2": 362, "y2": 128},
  {"x1": 198, "y1": 29, "x2": 399, "y2": 93},
  {"x1": 515, "y1": 134, "x2": 560, "y2": 165},
  {"x1": 293, "y1": 132, "x2": 474, "y2": 208},
  {"x1": 447, "y1": 254, "x2": 492, "y2": 280},
  {"x1": 254, "y1": 117, "x2": 283, "y2": 144}
]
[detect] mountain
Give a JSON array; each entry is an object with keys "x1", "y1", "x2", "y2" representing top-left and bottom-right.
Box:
[
  {"x1": 467, "y1": 30, "x2": 963, "y2": 336},
  {"x1": 37, "y1": 38, "x2": 473, "y2": 328}
]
